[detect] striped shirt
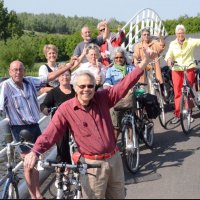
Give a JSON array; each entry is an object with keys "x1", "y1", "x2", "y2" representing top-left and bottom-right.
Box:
[{"x1": 0, "y1": 76, "x2": 47, "y2": 125}]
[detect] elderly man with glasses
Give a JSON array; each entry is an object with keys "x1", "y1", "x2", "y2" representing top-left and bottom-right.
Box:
[{"x1": 0, "y1": 57, "x2": 79, "y2": 199}]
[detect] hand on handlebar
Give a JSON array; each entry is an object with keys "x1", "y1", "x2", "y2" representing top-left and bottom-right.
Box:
[{"x1": 24, "y1": 151, "x2": 38, "y2": 170}]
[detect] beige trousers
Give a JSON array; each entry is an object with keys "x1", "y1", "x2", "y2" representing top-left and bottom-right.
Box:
[{"x1": 80, "y1": 152, "x2": 125, "y2": 199}]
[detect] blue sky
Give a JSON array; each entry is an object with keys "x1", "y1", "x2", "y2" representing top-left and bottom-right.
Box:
[{"x1": 3, "y1": 0, "x2": 200, "y2": 22}]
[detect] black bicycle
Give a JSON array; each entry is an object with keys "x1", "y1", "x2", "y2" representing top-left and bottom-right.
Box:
[
  {"x1": 161, "y1": 65, "x2": 174, "y2": 104},
  {"x1": 0, "y1": 130, "x2": 33, "y2": 199},
  {"x1": 173, "y1": 61, "x2": 200, "y2": 134},
  {"x1": 148, "y1": 59, "x2": 166, "y2": 128},
  {"x1": 115, "y1": 83, "x2": 156, "y2": 174}
]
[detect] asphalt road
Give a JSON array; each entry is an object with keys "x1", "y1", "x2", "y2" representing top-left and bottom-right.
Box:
[{"x1": 125, "y1": 103, "x2": 200, "y2": 199}]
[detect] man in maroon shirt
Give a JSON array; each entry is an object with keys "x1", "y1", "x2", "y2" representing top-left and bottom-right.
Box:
[{"x1": 24, "y1": 48, "x2": 157, "y2": 199}]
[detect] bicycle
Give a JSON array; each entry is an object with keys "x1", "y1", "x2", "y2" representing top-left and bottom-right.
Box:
[
  {"x1": 0, "y1": 130, "x2": 33, "y2": 199},
  {"x1": 148, "y1": 58, "x2": 166, "y2": 128},
  {"x1": 37, "y1": 158, "x2": 101, "y2": 199},
  {"x1": 161, "y1": 65, "x2": 174, "y2": 104},
  {"x1": 114, "y1": 83, "x2": 155, "y2": 174},
  {"x1": 173, "y1": 61, "x2": 200, "y2": 134}
]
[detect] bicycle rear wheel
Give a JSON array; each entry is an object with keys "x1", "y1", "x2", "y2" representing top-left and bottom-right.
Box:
[
  {"x1": 180, "y1": 93, "x2": 192, "y2": 134},
  {"x1": 2, "y1": 179, "x2": 19, "y2": 199},
  {"x1": 155, "y1": 89, "x2": 166, "y2": 128},
  {"x1": 122, "y1": 125, "x2": 140, "y2": 174}
]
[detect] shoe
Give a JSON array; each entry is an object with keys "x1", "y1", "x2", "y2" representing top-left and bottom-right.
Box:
[
  {"x1": 190, "y1": 117, "x2": 195, "y2": 123},
  {"x1": 171, "y1": 117, "x2": 180, "y2": 124}
]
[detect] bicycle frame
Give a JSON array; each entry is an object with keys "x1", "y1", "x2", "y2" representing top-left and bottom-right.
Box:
[
  {"x1": 0, "y1": 131, "x2": 34, "y2": 199},
  {"x1": 0, "y1": 143, "x2": 20, "y2": 199}
]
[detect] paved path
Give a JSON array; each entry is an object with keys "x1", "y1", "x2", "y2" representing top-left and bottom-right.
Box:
[{"x1": 125, "y1": 104, "x2": 200, "y2": 199}]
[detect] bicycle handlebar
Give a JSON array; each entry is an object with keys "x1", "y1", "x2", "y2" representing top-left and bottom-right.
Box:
[
  {"x1": 38, "y1": 159, "x2": 101, "y2": 171},
  {"x1": 47, "y1": 106, "x2": 57, "y2": 115}
]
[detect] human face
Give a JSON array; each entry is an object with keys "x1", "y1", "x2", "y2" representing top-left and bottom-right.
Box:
[
  {"x1": 9, "y1": 61, "x2": 25, "y2": 85},
  {"x1": 74, "y1": 75, "x2": 95, "y2": 106},
  {"x1": 46, "y1": 49, "x2": 57, "y2": 63},
  {"x1": 58, "y1": 71, "x2": 71, "y2": 86},
  {"x1": 142, "y1": 31, "x2": 150, "y2": 42},
  {"x1": 114, "y1": 52, "x2": 125, "y2": 66},
  {"x1": 176, "y1": 29, "x2": 185, "y2": 43},
  {"x1": 86, "y1": 49, "x2": 99, "y2": 65},
  {"x1": 81, "y1": 27, "x2": 92, "y2": 42},
  {"x1": 99, "y1": 26, "x2": 105, "y2": 35}
]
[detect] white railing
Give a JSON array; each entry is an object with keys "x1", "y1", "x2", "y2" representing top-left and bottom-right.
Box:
[{"x1": 121, "y1": 8, "x2": 168, "y2": 52}]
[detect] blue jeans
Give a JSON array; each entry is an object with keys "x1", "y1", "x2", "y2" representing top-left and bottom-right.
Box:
[{"x1": 10, "y1": 124, "x2": 41, "y2": 153}]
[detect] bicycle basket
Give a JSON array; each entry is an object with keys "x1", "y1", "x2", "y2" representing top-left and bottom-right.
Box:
[{"x1": 137, "y1": 93, "x2": 161, "y2": 119}]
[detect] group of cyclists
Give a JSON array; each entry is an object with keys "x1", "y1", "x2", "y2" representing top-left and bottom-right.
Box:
[{"x1": 1, "y1": 19, "x2": 200, "y2": 199}]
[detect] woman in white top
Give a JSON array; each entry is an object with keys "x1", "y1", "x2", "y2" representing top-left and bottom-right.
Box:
[
  {"x1": 71, "y1": 43, "x2": 107, "y2": 90},
  {"x1": 39, "y1": 44, "x2": 59, "y2": 94}
]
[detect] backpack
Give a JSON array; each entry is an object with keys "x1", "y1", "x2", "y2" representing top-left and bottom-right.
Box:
[{"x1": 137, "y1": 93, "x2": 161, "y2": 119}]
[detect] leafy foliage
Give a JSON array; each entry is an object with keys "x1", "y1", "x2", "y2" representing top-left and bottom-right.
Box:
[{"x1": 0, "y1": 0, "x2": 23, "y2": 41}]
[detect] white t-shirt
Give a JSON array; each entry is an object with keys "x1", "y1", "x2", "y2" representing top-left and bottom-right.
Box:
[
  {"x1": 71, "y1": 62, "x2": 107, "y2": 85},
  {"x1": 39, "y1": 64, "x2": 59, "y2": 87}
]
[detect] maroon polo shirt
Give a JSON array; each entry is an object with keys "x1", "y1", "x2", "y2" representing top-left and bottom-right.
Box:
[{"x1": 32, "y1": 67, "x2": 143, "y2": 155}]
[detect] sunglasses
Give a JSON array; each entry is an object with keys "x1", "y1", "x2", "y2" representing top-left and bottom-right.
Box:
[
  {"x1": 99, "y1": 28, "x2": 105, "y2": 32},
  {"x1": 77, "y1": 84, "x2": 95, "y2": 89},
  {"x1": 114, "y1": 57, "x2": 124, "y2": 59}
]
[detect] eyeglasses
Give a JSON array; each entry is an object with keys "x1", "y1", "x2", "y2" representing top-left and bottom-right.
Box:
[
  {"x1": 143, "y1": 34, "x2": 150, "y2": 36},
  {"x1": 77, "y1": 84, "x2": 95, "y2": 89},
  {"x1": 99, "y1": 28, "x2": 105, "y2": 32},
  {"x1": 11, "y1": 68, "x2": 24, "y2": 73},
  {"x1": 114, "y1": 57, "x2": 124, "y2": 59}
]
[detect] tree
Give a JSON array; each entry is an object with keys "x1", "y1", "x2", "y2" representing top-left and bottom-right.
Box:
[
  {"x1": 0, "y1": 0, "x2": 23, "y2": 41},
  {"x1": 0, "y1": 0, "x2": 9, "y2": 41}
]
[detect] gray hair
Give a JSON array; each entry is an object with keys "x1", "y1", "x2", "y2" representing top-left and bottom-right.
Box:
[
  {"x1": 141, "y1": 28, "x2": 150, "y2": 34},
  {"x1": 111, "y1": 47, "x2": 130, "y2": 64},
  {"x1": 175, "y1": 24, "x2": 186, "y2": 33},
  {"x1": 72, "y1": 70, "x2": 96, "y2": 88}
]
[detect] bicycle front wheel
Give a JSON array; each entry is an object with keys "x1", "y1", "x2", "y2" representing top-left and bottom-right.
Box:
[
  {"x1": 155, "y1": 89, "x2": 166, "y2": 128},
  {"x1": 180, "y1": 93, "x2": 192, "y2": 134},
  {"x1": 122, "y1": 125, "x2": 140, "y2": 174},
  {"x1": 2, "y1": 180, "x2": 19, "y2": 199},
  {"x1": 142, "y1": 121, "x2": 154, "y2": 148}
]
